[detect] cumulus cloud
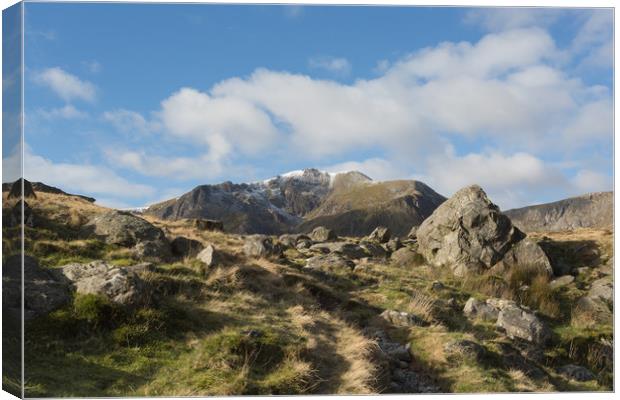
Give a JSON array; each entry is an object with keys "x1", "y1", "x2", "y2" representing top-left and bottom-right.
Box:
[
  {"x1": 308, "y1": 56, "x2": 352, "y2": 75},
  {"x1": 463, "y1": 8, "x2": 562, "y2": 31},
  {"x1": 32, "y1": 67, "x2": 96, "y2": 102},
  {"x1": 21, "y1": 146, "x2": 154, "y2": 199},
  {"x1": 103, "y1": 109, "x2": 159, "y2": 135},
  {"x1": 36, "y1": 105, "x2": 88, "y2": 119},
  {"x1": 572, "y1": 170, "x2": 612, "y2": 193},
  {"x1": 321, "y1": 158, "x2": 408, "y2": 182}
]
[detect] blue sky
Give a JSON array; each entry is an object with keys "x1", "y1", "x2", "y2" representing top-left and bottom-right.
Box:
[{"x1": 13, "y1": 4, "x2": 613, "y2": 209}]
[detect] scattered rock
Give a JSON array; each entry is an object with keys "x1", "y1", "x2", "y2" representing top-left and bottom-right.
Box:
[
  {"x1": 496, "y1": 303, "x2": 550, "y2": 344},
  {"x1": 360, "y1": 241, "x2": 389, "y2": 258},
  {"x1": 309, "y1": 226, "x2": 337, "y2": 242},
  {"x1": 243, "y1": 235, "x2": 282, "y2": 258},
  {"x1": 407, "y1": 226, "x2": 418, "y2": 240},
  {"x1": 278, "y1": 234, "x2": 310, "y2": 248},
  {"x1": 549, "y1": 275, "x2": 575, "y2": 290},
  {"x1": 557, "y1": 364, "x2": 596, "y2": 382},
  {"x1": 295, "y1": 238, "x2": 313, "y2": 250},
  {"x1": 3, "y1": 255, "x2": 71, "y2": 319},
  {"x1": 193, "y1": 218, "x2": 224, "y2": 231},
  {"x1": 304, "y1": 253, "x2": 354, "y2": 273},
  {"x1": 170, "y1": 236, "x2": 204, "y2": 258},
  {"x1": 496, "y1": 342, "x2": 546, "y2": 380},
  {"x1": 197, "y1": 244, "x2": 220, "y2": 267},
  {"x1": 444, "y1": 340, "x2": 486, "y2": 361},
  {"x1": 463, "y1": 297, "x2": 499, "y2": 321},
  {"x1": 417, "y1": 185, "x2": 525, "y2": 276},
  {"x1": 55, "y1": 260, "x2": 150, "y2": 306},
  {"x1": 367, "y1": 226, "x2": 391, "y2": 243},
  {"x1": 380, "y1": 309, "x2": 428, "y2": 327},
  {"x1": 391, "y1": 247, "x2": 423, "y2": 267},
  {"x1": 309, "y1": 241, "x2": 367, "y2": 259},
  {"x1": 133, "y1": 240, "x2": 172, "y2": 260},
  {"x1": 589, "y1": 276, "x2": 612, "y2": 304},
  {"x1": 572, "y1": 296, "x2": 612, "y2": 326},
  {"x1": 385, "y1": 237, "x2": 403, "y2": 253}
]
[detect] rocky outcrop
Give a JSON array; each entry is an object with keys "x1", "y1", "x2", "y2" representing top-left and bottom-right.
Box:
[
  {"x1": 417, "y1": 185, "x2": 551, "y2": 277},
  {"x1": 309, "y1": 242, "x2": 367, "y2": 259},
  {"x1": 304, "y1": 253, "x2": 355, "y2": 273},
  {"x1": 85, "y1": 210, "x2": 170, "y2": 259},
  {"x1": 504, "y1": 192, "x2": 612, "y2": 232},
  {"x1": 55, "y1": 260, "x2": 151, "y2": 306},
  {"x1": 367, "y1": 226, "x2": 391, "y2": 243},
  {"x1": 3, "y1": 255, "x2": 71, "y2": 319},
  {"x1": 463, "y1": 297, "x2": 500, "y2": 321},
  {"x1": 2, "y1": 179, "x2": 96, "y2": 202}
]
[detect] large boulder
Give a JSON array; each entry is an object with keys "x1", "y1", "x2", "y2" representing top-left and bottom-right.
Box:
[
  {"x1": 85, "y1": 211, "x2": 171, "y2": 259},
  {"x1": 3, "y1": 255, "x2": 71, "y2": 319},
  {"x1": 499, "y1": 238, "x2": 553, "y2": 276},
  {"x1": 304, "y1": 253, "x2": 355, "y2": 274},
  {"x1": 463, "y1": 297, "x2": 499, "y2": 321},
  {"x1": 243, "y1": 235, "x2": 282, "y2": 258},
  {"x1": 390, "y1": 247, "x2": 424, "y2": 267},
  {"x1": 417, "y1": 185, "x2": 528, "y2": 276},
  {"x1": 309, "y1": 226, "x2": 337, "y2": 242},
  {"x1": 196, "y1": 244, "x2": 220, "y2": 268},
  {"x1": 55, "y1": 260, "x2": 151, "y2": 306}
]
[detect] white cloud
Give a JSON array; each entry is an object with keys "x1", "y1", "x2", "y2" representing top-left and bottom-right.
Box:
[
  {"x1": 463, "y1": 8, "x2": 561, "y2": 31},
  {"x1": 321, "y1": 158, "x2": 408, "y2": 182},
  {"x1": 103, "y1": 109, "x2": 159, "y2": 135},
  {"x1": 572, "y1": 170, "x2": 612, "y2": 193},
  {"x1": 36, "y1": 105, "x2": 88, "y2": 119},
  {"x1": 32, "y1": 67, "x2": 96, "y2": 102},
  {"x1": 308, "y1": 56, "x2": 351, "y2": 75},
  {"x1": 22, "y1": 146, "x2": 155, "y2": 199},
  {"x1": 82, "y1": 60, "x2": 102, "y2": 74}
]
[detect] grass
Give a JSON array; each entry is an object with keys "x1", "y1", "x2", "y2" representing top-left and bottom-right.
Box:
[{"x1": 13, "y1": 191, "x2": 614, "y2": 395}]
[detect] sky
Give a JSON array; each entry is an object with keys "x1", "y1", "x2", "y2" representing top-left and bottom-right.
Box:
[{"x1": 8, "y1": 3, "x2": 614, "y2": 210}]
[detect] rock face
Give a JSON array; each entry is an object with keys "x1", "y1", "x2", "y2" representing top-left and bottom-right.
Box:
[
  {"x1": 55, "y1": 260, "x2": 150, "y2": 306},
  {"x1": 85, "y1": 211, "x2": 170, "y2": 259},
  {"x1": 504, "y1": 191, "x2": 612, "y2": 232},
  {"x1": 417, "y1": 185, "x2": 551, "y2": 277},
  {"x1": 3, "y1": 255, "x2": 71, "y2": 319},
  {"x1": 243, "y1": 235, "x2": 282, "y2": 258}
]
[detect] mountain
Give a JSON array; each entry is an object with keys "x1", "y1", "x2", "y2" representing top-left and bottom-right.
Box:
[
  {"x1": 2, "y1": 179, "x2": 96, "y2": 203},
  {"x1": 144, "y1": 168, "x2": 446, "y2": 236},
  {"x1": 297, "y1": 179, "x2": 446, "y2": 237},
  {"x1": 504, "y1": 191, "x2": 613, "y2": 232}
]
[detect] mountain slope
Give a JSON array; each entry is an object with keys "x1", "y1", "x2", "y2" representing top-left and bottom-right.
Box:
[
  {"x1": 298, "y1": 180, "x2": 446, "y2": 237},
  {"x1": 504, "y1": 191, "x2": 613, "y2": 232}
]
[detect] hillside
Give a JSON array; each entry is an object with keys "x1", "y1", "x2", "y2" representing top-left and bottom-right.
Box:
[
  {"x1": 505, "y1": 192, "x2": 613, "y2": 232},
  {"x1": 2, "y1": 183, "x2": 613, "y2": 396}
]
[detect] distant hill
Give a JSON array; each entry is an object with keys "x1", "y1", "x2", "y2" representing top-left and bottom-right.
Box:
[
  {"x1": 2, "y1": 179, "x2": 96, "y2": 203},
  {"x1": 504, "y1": 191, "x2": 613, "y2": 232},
  {"x1": 144, "y1": 169, "x2": 446, "y2": 236}
]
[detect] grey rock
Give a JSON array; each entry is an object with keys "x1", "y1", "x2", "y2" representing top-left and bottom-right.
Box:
[
  {"x1": 295, "y1": 238, "x2": 313, "y2": 250},
  {"x1": 385, "y1": 237, "x2": 403, "y2": 253},
  {"x1": 500, "y1": 238, "x2": 553, "y2": 277},
  {"x1": 496, "y1": 303, "x2": 550, "y2": 344},
  {"x1": 133, "y1": 240, "x2": 172, "y2": 260},
  {"x1": 85, "y1": 210, "x2": 168, "y2": 247},
  {"x1": 304, "y1": 253, "x2": 355, "y2": 273},
  {"x1": 170, "y1": 236, "x2": 204, "y2": 258},
  {"x1": 463, "y1": 297, "x2": 499, "y2": 321},
  {"x1": 360, "y1": 241, "x2": 389, "y2": 258},
  {"x1": 417, "y1": 185, "x2": 525, "y2": 276},
  {"x1": 278, "y1": 234, "x2": 310, "y2": 248},
  {"x1": 56, "y1": 260, "x2": 150, "y2": 306},
  {"x1": 380, "y1": 309, "x2": 428, "y2": 327},
  {"x1": 309, "y1": 241, "x2": 367, "y2": 259},
  {"x1": 309, "y1": 226, "x2": 337, "y2": 242},
  {"x1": 549, "y1": 275, "x2": 575, "y2": 290},
  {"x1": 367, "y1": 226, "x2": 391, "y2": 243},
  {"x1": 407, "y1": 226, "x2": 418, "y2": 240},
  {"x1": 431, "y1": 281, "x2": 445, "y2": 291},
  {"x1": 391, "y1": 247, "x2": 424, "y2": 267},
  {"x1": 192, "y1": 218, "x2": 224, "y2": 231},
  {"x1": 3, "y1": 255, "x2": 71, "y2": 319},
  {"x1": 572, "y1": 296, "x2": 612, "y2": 326},
  {"x1": 197, "y1": 244, "x2": 219, "y2": 267},
  {"x1": 589, "y1": 277, "x2": 612, "y2": 304},
  {"x1": 557, "y1": 364, "x2": 596, "y2": 382},
  {"x1": 243, "y1": 235, "x2": 282, "y2": 258},
  {"x1": 444, "y1": 340, "x2": 486, "y2": 361}
]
